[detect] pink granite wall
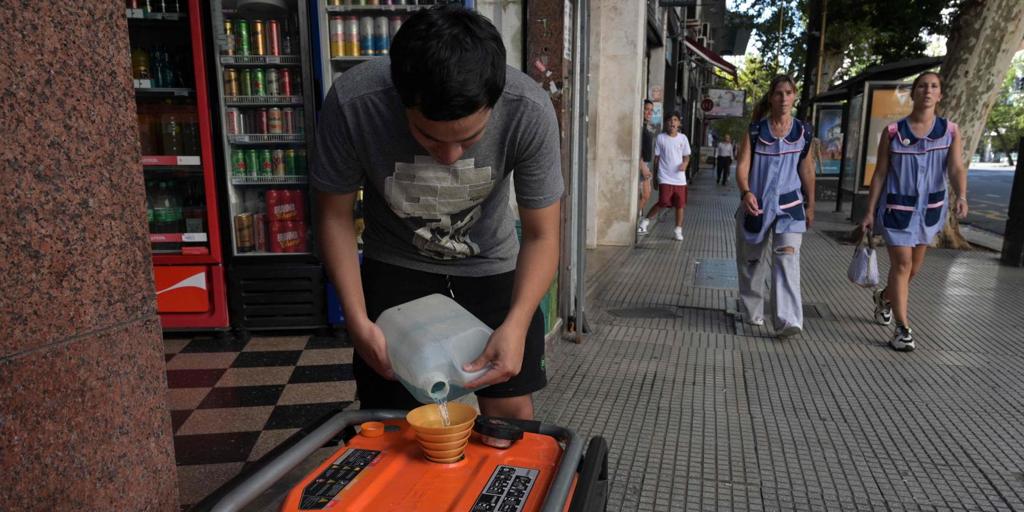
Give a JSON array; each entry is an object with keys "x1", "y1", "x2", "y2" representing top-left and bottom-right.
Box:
[{"x1": 0, "y1": 2, "x2": 178, "y2": 509}]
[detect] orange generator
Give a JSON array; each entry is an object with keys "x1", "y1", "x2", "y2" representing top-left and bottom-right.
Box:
[{"x1": 204, "y1": 410, "x2": 609, "y2": 512}]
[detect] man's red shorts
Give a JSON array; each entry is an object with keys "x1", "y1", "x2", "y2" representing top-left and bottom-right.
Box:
[{"x1": 656, "y1": 184, "x2": 688, "y2": 208}]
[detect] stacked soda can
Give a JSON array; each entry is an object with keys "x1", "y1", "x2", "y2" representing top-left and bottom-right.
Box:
[
  {"x1": 328, "y1": 14, "x2": 404, "y2": 57},
  {"x1": 230, "y1": 148, "x2": 307, "y2": 177},
  {"x1": 266, "y1": 189, "x2": 308, "y2": 252},
  {"x1": 224, "y1": 67, "x2": 300, "y2": 98},
  {"x1": 224, "y1": 19, "x2": 286, "y2": 57}
]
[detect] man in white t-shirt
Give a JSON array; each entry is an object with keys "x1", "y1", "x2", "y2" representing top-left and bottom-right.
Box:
[
  {"x1": 637, "y1": 112, "x2": 691, "y2": 241},
  {"x1": 715, "y1": 133, "x2": 735, "y2": 185}
]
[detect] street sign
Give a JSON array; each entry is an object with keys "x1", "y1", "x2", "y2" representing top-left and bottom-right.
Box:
[{"x1": 700, "y1": 98, "x2": 714, "y2": 112}]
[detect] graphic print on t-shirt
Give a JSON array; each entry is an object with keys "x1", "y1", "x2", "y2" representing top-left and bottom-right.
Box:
[{"x1": 385, "y1": 156, "x2": 496, "y2": 260}]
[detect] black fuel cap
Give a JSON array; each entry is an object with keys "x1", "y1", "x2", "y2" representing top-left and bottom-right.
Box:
[{"x1": 474, "y1": 417, "x2": 525, "y2": 448}]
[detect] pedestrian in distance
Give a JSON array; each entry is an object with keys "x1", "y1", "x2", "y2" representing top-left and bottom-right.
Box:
[
  {"x1": 638, "y1": 100, "x2": 655, "y2": 218},
  {"x1": 859, "y1": 71, "x2": 968, "y2": 352},
  {"x1": 715, "y1": 133, "x2": 736, "y2": 185},
  {"x1": 734, "y1": 75, "x2": 815, "y2": 339},
  {"x1": 312, "y1": 6, "x2": 563, "y2": 419},
  {"x1": 637, "y1": 112, "x2": 691, "y2": 241}
]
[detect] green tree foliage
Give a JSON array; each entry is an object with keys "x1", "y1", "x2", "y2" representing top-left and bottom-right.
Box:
[{"x1": 984, "y1": 53, "x2": 1024, "y2": 165}]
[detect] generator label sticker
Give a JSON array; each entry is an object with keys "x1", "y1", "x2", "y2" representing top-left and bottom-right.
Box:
[
  {"x1": 471, "y1": 465, "x2": 539, "y2": 512},
  {"x1": 300, "y1": 449, "x2": 380, "y2": 510}
]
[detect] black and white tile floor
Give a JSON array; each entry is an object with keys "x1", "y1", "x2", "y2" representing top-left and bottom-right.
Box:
[{"x1": 163, "y1": 333, "x2": 355, "y2": 509}]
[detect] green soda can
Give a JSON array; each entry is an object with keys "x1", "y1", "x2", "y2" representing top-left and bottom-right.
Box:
[
  {"x1": 237, "y1": 19, "x2": 250, "y2": 56},
  {"x1": 284, "y1": 149, "x2": 297, "y2": 175},
  {"x1": 231, "y1": 149, "x2": 247, "y2": 176},
  {"x1": 251, "y1": 68, "x2": 266, "y2": 96},
  {"x1": 259, "y1": 149, "x2": 273, "y2": 176},
  {"x1": 245, "y1": 149, "x2": 259, "y2": 177},
  {"x1": 239, "y1": 69, "x2": 252, "y2": 96},
  {"x1": 294, "y1": 149, "x2": 307, "y2": 175}
]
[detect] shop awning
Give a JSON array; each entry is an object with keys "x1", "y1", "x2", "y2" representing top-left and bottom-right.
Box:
[{"x1": 684, "y1": 36, "x2": 737, "y2": 81}]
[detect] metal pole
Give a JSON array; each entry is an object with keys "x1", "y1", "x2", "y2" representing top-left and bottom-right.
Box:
[{"x1": 815, "y1": 0, "x2": 827, "y2": 94}]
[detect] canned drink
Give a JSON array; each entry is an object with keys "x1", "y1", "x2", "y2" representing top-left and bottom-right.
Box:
[
  {"x1": 366, "y1": 0, "x2": 378, "y2": 5},
  {"x1": 245, "y1": 149, "x2": 259, "y2": 177},
  {"x1": 266, "y1": 189, "x2": 282, "y2": 219},
  {"x1": 235, "y1": 213, "x2": 254, "y2": 253},
  {"x1": 224, "y1": 68, "x2": 240, "y2": 96},
  {"x1": 285, "y1": 149, "x2": 297, "y2": 175},
  {"x1": 268, "y1": 107, "x2": 283, "y2": 134},
  {"x1": 257, "y1": 108, "x2": 269, "y2": 134},
  {"x1": 330, "y1": 16, "x2": 344, "y2": 58},
  {"x1": 295, "y1": 149, "x2": 307, "y2": 174},
  {"x1": 225, "y1": 108, "x2": 243, "y2": 134},
  {"x1": 224, "y1": 19, "x2": 236, "y2": 55},
  {"x1": 268, "y1": 20, "x2": 281, "y2": 56},
  {"x1": 237, "y1": 19, "x2": 250, "y2": 56},
  {"x1": 259, "y1": 149, "x2": 273, "y2": 176},
  {"x1": 292, "y1": 70, "x2": 302, "y2": 96},
  {"x1": 266, "y1": 68, "x2": 280, "y2": 96},
  {"x1": 272, "y1": 149, "x2": 286, "y2": 176},
  {"x1": 239, "y1": 68, "x2": 252, "y2": 96},
  {"x1": 253, "y1": 213, "x2": 268, "y2": 252},
  {"x1": 231, "y1": 149, "x2": 247, "y2": 176},
  {"x1": 281, "y1": 107, "x2": 295, "y2": 134},
  {"x1": 375, "y1": 16, "x2": 389, "y2": 54},
  {"x1": 294, "y1": 220, "x2": 308, "y2": 253},
  {"x1": 280, "y1": 68, "x2": 292, "y2": 96},
  {"x1": 292, "y1": 190, "x2": 306, "y2": 221},
  {"x1": 359, "y1": 16, "x2": 374, "y2": 56},
  {"x1": 251, "y1": 68, "x2": 266, "y2": 96},
  {"x1": 252, "y1": 20, "x2": 266, "y2": 56},
  {"x1": 389, "y1": 16, "x2": 402, "y2": 39},
  {"x1": 344, "y1": 17, "x2": 360, "y2": 57}
]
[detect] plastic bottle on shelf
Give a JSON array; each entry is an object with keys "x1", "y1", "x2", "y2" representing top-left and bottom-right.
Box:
[
  {"x1": 161, "y1": 107, "x2": 182, "y2": 155},
  {"x1": 131, "y1": 47, "x2": 150, "y2": 80},
  {"x1": 152, "y1": 181, "x2": 182, "y2": 233}
]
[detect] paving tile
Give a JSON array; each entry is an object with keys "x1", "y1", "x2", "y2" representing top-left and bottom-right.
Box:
[
  {"x1": 296, "y1": 348, "x2": 353, "y2": 366},
  {"x1": 288, "y1": 364, "x2": 354, "y2": 384},
  {"x1": 215, "y1": 367, "x2": 295, "y2": 387},
  {"x1": 197, "y1": 385, "x2": 285, "y2": 409},
  {"x1": 241, "y1": 336, "x2": 310, "y2": 352},
  {"x1": 277, "y1": 381, "x2": 357, "y2": 406},
  {"x1": 175, "y1": 406, "x2": 275, "y2": 436}
]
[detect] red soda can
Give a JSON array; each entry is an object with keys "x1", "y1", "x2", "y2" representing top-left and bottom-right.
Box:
[
  {"x1": 291, "y1": 189, "x2": 306, "y2": 221},
  {"x1": 278, "y1": 189, "x2": 297, "y2": 220},
  {"x1": 282, "y1": 107, "x2": 295, "y2": 134},
  {"x1": 225, "y1": 108, "x2": 243, "y2": 135},
  {"x1": 266, "y1": 189, "x2": 281, "y2": 219},
  {"x1": 280, "y1": 68, "x2": 292, "y2": 96},
  {"x1": 269, "y1": 221, "x2": 284, "y2": 253},
  {"x1": 268, "y1": 20, "x2": 282, "y2": 56},
  {"x1": 253, "y1": 213, "x2": 268, "y2": 252},
  {"x1": 282, "y1": 221, "x2": 299, "y2": 252},
  {"x1": 294, "y1": 220, "x2": 308, "y2": 252},
  {"x1": 257, "y1": 108, "x2": 269, "y2": 134}
]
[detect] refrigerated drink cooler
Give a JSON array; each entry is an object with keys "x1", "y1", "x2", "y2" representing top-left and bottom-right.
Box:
[
  {"x1": 209, "y1": 0, "x2": 327, "y2": 334},
  {"x1": 128, "y1": 0, "x2": 230, "y2": 330}
]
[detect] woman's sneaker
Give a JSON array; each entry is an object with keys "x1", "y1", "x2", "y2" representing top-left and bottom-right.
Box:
[
  {"x1": 873, "y1": 288, "x2": 892, "y2": 325},
  {"x1": 638, "y1": 218, "x2": 650, "y2": 234},
  {"x1": 890, "y1": 325, "x2": 915, "y2": 352}
]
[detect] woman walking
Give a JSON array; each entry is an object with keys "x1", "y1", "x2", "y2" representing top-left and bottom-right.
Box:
[
  {"x1": 859, "y1": 72, "x2": 968, "y2": 351},
  {"x1": 734, "y1": 75, "x2": 815, "y2": 338},
  {"x1": 715, "y1": 134, "x2": 736, "y2": 185}
]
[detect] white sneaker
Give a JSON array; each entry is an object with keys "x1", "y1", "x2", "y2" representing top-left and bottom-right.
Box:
[
  {"x1": 777, "y1": 324, "x2": 803, "y2": 339},
  {"x1": 890, "y1": 325, "x2": 915, "y2": 352},
  {"x1": 638, "y1": 218, "x2": 650, "y2": 234},
  {"x1": 674, "y1": 227, "x2": 684, "y2": 241}
]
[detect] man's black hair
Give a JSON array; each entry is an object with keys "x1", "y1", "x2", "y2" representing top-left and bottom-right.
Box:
[
  {"x1": 669, "y1": 112, "x2": 682, "y2": 120},
  {"x1": 643, "y1": 99, "x2": 654, "y2": 107},
  {"x1": 390, "y1": 5, "x2": 506, "y2": 121}
]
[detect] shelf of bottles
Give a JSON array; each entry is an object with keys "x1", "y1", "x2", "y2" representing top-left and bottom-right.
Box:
[
  {"x1": 127, "y1": 0, "x2": 210, "y2": 256},
  {"x1": 213, "y1": 0, "x2": 314, "y2": 257}
]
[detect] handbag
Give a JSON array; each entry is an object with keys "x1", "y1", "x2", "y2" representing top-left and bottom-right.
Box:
[{"x1": 847, "y1": 228, "x2": 879, "y2": 288}]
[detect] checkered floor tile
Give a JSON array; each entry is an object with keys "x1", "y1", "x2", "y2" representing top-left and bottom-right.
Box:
[{"x1": 163, "y1": 334, "x2": 356, "y2": 509}]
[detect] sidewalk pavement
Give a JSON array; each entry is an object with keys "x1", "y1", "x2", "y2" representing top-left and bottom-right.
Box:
[{"x1": 535, "y1": 167, "x2": 1024, "y2": 511}]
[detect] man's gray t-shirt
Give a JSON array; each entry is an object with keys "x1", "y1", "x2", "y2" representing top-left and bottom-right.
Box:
[{"x1": 311, "y1": 59, "x2": 563, "y2": 277}]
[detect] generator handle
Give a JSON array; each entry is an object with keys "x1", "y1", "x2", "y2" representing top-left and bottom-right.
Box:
[
  {"x1": 538, "y1": 424, "x2": 585, "y2": 512},
  {"x1": 209, "y1": 409, "x2": 408, "y2": 512}
]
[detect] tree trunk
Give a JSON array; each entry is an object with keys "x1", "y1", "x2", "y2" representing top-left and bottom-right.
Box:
[
  {"x1": 937, "y1": 0, "x2": 1024, "y2": 249},
  {"x1": 797, "y1": 0, "x2": 823, "y2": 121}
]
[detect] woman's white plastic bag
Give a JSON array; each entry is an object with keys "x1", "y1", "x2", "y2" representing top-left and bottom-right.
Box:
[{"x1": 847, "y1": 229, "x2": 879, "y2": 288}]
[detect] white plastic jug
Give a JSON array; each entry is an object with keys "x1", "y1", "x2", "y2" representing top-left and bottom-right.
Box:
[{"x1": 378, "y1": 294, "x2": 492, "y2": 404}]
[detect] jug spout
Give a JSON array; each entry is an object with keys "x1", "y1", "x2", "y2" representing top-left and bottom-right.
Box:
[{"x1": 422, "y1": 373, "x2": 450, "y2": 401}]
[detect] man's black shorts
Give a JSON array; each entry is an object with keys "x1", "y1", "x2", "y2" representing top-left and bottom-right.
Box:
[{"x1": 354, "y1": 258, "x2": 547, "y2": 411}]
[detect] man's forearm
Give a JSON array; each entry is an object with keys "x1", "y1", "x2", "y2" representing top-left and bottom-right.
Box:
[{"x1": 318, "y1": 197, "x2": 369, "y2": 326}]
